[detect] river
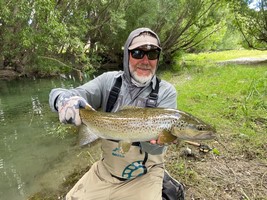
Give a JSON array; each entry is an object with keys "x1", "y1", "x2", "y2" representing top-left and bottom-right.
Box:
[{"x1": 0, "y1": 77, "x2": 99, "y2": 200}]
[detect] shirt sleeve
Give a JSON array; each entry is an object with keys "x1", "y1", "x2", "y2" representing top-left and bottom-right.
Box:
[
  {"x1": 49, "y1": 72, "x2": 118, "y2": 112},
  {"x1": 157, "y1": 80, "x2": 177, "y2": 109}
]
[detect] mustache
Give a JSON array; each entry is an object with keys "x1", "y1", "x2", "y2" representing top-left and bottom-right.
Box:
[{"x1": 137, "y1": 64, "x2": 151, "y2": 69}]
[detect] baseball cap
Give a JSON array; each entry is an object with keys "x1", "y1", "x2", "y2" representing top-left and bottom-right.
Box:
[{"x1": 128, "y1": 33, "x2": 161, "y2": 50}]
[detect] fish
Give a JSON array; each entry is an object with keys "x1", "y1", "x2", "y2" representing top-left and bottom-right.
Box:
[{"x1": 79, "y1": 105, "x2": 216, "y2": 153}]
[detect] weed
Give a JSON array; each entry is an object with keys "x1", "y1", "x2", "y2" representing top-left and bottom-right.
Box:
[{"x1": 45, "y1": 123, "x2": 78, "y2": 139}]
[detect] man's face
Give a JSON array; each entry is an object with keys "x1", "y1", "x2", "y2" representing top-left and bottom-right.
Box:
[{"x1": 129, "y1": 48, "x2": 159, "y2": 84}]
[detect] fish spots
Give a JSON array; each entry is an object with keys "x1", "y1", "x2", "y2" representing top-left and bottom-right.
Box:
[
  {"x1": 173, "y1": 120, "x2": 187, "y2": 131},
  {"x1": 80, "y1": 107, "x2": 216, "y2": 144}
]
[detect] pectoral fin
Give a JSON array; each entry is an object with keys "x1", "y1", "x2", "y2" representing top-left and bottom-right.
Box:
[
  {"x1": 157, "y1": 130, "x2": 177, "y2": 145},
  {"x1": 118, "y1": 141, "x2": 131, "y2": 153}
]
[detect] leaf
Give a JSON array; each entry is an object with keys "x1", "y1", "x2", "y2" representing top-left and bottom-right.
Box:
[{"x1": 212, "y1": 148, "x2": 220, "y2": 155}]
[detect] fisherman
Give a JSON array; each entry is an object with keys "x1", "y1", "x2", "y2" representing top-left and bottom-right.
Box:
[{"x1": 49, "y1": 28, "x2": 184, "y2": 200}]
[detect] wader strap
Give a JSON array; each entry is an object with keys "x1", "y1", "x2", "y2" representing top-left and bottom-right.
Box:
[
  {"x1": 146, "y1": 77, "x2": 160, "y2": 108},
  {"x1": 142, "y1": 152, "x2": 148, "y2": 174},
  {"x1": 105, "y1": 76, "x2": 122, "y2": 112},
  {"x1": 106, "y1": 76, "x2": 160, "y2": 112}
]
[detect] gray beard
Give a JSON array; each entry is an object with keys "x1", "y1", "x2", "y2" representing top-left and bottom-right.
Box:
[
  {"x1": 129, "y1": 63, "x2": 154, "y2": 87},
  {"x1": 131, "y1": 77, "x2": 151, "y2": 87}
]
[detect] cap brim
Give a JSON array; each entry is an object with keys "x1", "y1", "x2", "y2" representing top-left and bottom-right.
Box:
[{"x1": 128, "y1": 43, "x2": 161, "y2": 50}]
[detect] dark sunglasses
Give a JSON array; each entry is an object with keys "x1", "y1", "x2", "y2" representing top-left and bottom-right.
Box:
[{"x1": 129, "y1": 49, "x2": 161, "y2": 60}]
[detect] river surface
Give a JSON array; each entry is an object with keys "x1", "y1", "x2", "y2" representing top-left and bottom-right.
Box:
[{"x1": 0, "y1": 77, "x2": 98, "y2": 200}]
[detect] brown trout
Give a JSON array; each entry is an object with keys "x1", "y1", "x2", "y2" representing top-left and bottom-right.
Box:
[{"x1": 79, "y1": 105, "x2": 216, "y2": 153}]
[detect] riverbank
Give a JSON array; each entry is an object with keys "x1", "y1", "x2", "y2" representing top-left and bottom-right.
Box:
[
  {"x1": 0, "y1": 68, "x2": 83, "y2": 82},
  {"x1": 1, "y1": 59, "x2": 265, "y2": 81},
  {"x1": 0, "y1": 69, "x2": 20, "y2": 80}
]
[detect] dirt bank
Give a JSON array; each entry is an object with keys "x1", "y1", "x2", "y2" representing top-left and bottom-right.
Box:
[
  {"x1": 217, "y1": 57, "x2": 267, "y2": 65},
  {"x1": 0, "y1": 69, "x2": 20, "y2": 80}
]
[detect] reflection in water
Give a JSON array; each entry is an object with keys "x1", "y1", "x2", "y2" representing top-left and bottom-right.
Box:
[
  {"x1": 29, "y1": 96, "x2": 43, "y2": 127},
  {"x1": 11, "y1": 164, "x2": 25, "y2": 196},
  {"x1": 31, "y1": 96, "x2": 43, "y2": 116},
  {"x1": 0, "y1": 100, "x2": 5, "y2": 124},
  {"x1": 0, "y1": 78, "x2": 97, "y2": 200}
]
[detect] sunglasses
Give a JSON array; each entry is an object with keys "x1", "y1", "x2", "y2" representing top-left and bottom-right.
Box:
[{"x1": 129, "y1": 49, "x2": 161, "y2": 60}]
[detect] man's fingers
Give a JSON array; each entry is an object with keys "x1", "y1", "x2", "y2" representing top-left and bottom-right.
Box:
[{"x1": 150, "y1": 140, "x2": 157, "y2": 144}]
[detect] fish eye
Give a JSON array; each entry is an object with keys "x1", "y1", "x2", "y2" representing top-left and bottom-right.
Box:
[{"x1": 197, "y1": 125, "x2": 205, "y2": 131}]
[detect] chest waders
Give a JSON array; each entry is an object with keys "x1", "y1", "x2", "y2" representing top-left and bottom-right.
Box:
[{"x1": 105, "y1": 76, "x2": 185, "y2": 200}]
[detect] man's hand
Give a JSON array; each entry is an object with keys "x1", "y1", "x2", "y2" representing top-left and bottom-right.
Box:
[{"x1": 57, "y1": 95, "x2": 89, "y2": 126}]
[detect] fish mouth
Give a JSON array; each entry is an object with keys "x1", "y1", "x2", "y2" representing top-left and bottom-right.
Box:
[
  {"x1": 192, "y1": 125, "x2": 217, "y2": 140},
  {"x1": 194, "y1": 131, "x2": 216, "y2": 140},
  {"x1": 173, "y1": 124, "x2": 216, "y2": 140},
  {"x1": 175, "y1": 130, "x2": 216, "y2": 140}
]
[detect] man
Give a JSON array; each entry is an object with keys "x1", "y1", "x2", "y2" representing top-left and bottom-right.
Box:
[{"x1": 49, "y1": 27, "x2": 184, "y2": 199}]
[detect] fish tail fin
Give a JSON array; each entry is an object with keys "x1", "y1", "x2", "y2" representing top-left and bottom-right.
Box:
[{"x1": 78, "y1": 124, "x2": 99, "y2": 146}]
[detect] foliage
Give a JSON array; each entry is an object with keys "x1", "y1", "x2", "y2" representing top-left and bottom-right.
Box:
[
  {"x1": 0, "y1": 0, "x2": 232, "y2": 74},
  {"x1": 0, "y1": 0, "x2": 265, "y2": 75},
  {"x1": 151, "y1": 0, "x2": 229, "y2": 63},
  {"x1": 230, "y1": 0, "x2": 267, "y2": 50},
  {"x1": 0, "y1": 0, "x2": 128, "y2": 74},
  {"x1": 46, "y1": 123, "x2": 78, "y2": 139}
]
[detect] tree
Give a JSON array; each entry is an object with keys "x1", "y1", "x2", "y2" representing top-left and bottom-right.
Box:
[
  {"x1": 231, "y1": 0, "x2": 267, "y2": 50},
  {"x1": 0, "y1": 0, "x2": 231, "y2": 74},
  {"x1": 0, "y1": 0, "x2": 71, "y2": 74},
  {"x1": 116, "y1": 0, "x2": 228, "y2": 65},
  {"x1": 157, "y1": 0, "x2": 227, "y2": 64}
]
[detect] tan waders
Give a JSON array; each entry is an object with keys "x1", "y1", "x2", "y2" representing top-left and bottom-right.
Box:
[{"x1": 65, "y1": 160, "x2": 164, "y2": 200}]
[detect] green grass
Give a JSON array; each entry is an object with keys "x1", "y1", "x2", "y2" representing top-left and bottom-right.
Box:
[
  {"x1": 181, "y1": 49, "x2": 267, "y2": 62},
  {"x1": 161, "y1": 50, "x2": 267, "y2": 158},
  {"x1": 176, "y1": 66, "x2": 266, "y2": 132}
]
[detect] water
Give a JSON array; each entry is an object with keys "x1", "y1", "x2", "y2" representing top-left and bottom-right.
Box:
[{"x1": 0, "y1": 78, "x2": 98, "y2": 200}]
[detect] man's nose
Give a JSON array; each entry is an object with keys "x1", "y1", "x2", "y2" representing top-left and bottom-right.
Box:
[{"x1": 141, "y1": 54, "x2": 149, "y2": 64}]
